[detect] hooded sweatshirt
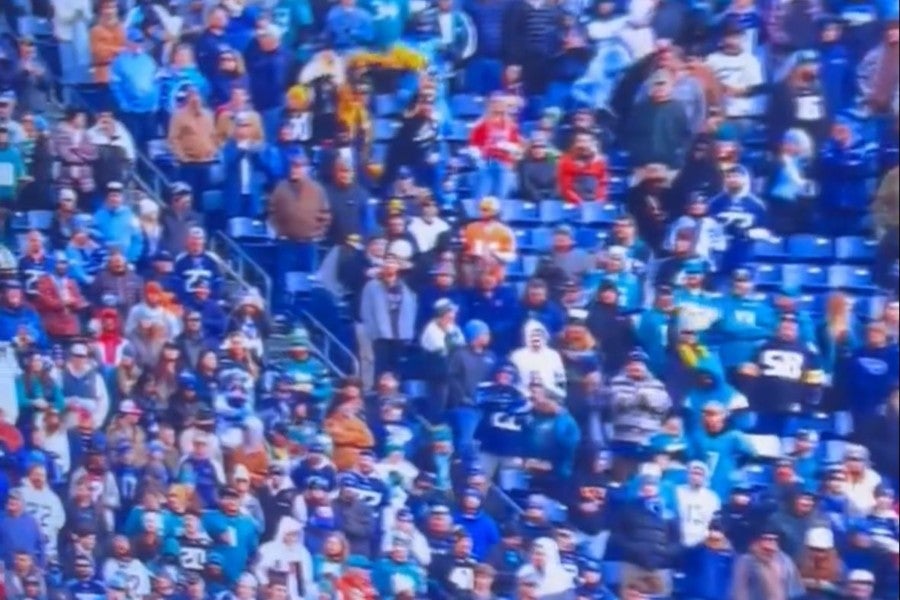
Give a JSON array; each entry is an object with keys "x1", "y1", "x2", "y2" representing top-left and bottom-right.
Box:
[
  {"x1": 254, "y1": 517, "x2": 317, "y2": 600},
  {"x1": 516, "y1": 538, "x2": 576, "y2": 599},
  {"x1": 675, "y1": 465, "x2": 722, "y2": 548},
  {"x1": 509, "y1": 320, "x2": 566, "y2": 397}
]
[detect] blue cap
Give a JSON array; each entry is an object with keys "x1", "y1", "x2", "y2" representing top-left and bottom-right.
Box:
[
  {"x1": 170, "y1": 181, "x2": 192, "y2": 197},
  {"x1": 463, "y1": 319, "x2": 490, "y2": 343},
  {"x1": 683, "y1": 260, "x2": 705, "y2": 276},
  {"x1": 627, "y1": 348, "x2": 649, "y2": 364}
]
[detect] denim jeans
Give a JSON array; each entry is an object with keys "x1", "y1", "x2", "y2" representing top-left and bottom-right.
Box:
[
  {"x1": 118, "y1": 111, "x2": 159, "y2": 153},
  {"x1": 178, "y1": 162, "x2": 214, "y2": 198},
  {"x1": 477, "y1": 160, "x2": 516, "y2": 199},
  {"x1": 450, "y1": 406, "x2": 482, "y2": 458}
]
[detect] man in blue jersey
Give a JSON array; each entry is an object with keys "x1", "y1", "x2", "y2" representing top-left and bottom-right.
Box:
[{"x1": 173, "y1": 227, "x2": 223, "y2": 301}]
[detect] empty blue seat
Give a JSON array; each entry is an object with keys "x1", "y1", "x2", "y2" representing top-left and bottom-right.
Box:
[
  {"x1": 285, "y1": 271, "x2": 313, "y2": 294},
  {"x1": 373, "y1": 119, "x2": 398, "y2": 142},
  {"x1": 523, "y1": 255, "x2": 539, "y2": 276},
  {"x1": 401, "y1": 379, "x2": 428, "y2": 399},
  {"x1": 835, "y1": 236, "x2": 877, "y2": 264},
  {"x1": 829, "y1": 265, "x2": 877, "y2": 293},
  {"x1": 10, "y1": 212, "x2": 28, "y2": 232},
  {"x1": 575, "y1": 227, "x2": 602, "y2": 250},
  {"x1": 798, "y1": 264, "x2": 829, "y2": 289},
  {"x1": 461, "y1": 198, "x2": 479, "y2": 219},
  {"x1": 750, "y1": 238, "x2": 787, "y2": 261},
  {"x1": 855, "y1": 294, "x2": 888, "y2": 321},
  {"x1": 752, "y1": 264, "x2": 782, "y2": 288},
  {"x1": 786, "y1": 234, "x2": 833, "y2": 262},
  {"x1": 501, "y1": 200, "x2": 539, "y2": 224},
  {"x1": 539, "y1": 200, "x2": 565, "y2": 224},
  {"x1": 581, "y1": 202, "x2": 619, "y2": 227},
  {"x1": 228, "y1": 218, "x2": 269, "y2": 240},
  {"x1": 374, "y1": 94, "x2": 401, "y2": 117},
  {"x1": 781, "y1": 264, "x2": 805, "y2": 289},
  {"x1": 450, "y1": 94, "x2": 485, "y2": 120},
  {"x1": 447, "y1": 120, "x2": 470, "y2": 143},
  {"x1": 519, "y1": 227, "x2": 552, "y2": 253},
  {"x1": 201, "y1": 190, "x2": 223, "y2": 211}
]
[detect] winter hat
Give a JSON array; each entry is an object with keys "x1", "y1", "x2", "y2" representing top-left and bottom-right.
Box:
[
  {"x1": 806, "y1": 527, "x2": 835, "y2": 550},
  {"x1": 433, "y1": 298, "x2": 457, "y2": 317},
  {"x1": 687, "y1": 460, "x2": 710, "y2": 478},
  {"x1": 463, "y1": 319, "x2": 490, "y2": 343}
]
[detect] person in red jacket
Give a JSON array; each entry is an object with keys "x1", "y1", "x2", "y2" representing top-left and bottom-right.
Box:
[
  {"x1": 468, "y1": 94, "x2": 522, "y2": 199},
  {"x1": 557, "y1": 131, "x2": 609, "y2": 204}
]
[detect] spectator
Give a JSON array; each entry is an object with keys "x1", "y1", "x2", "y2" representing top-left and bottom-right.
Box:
[
  {"x1": 244, "y1": 22, "x2": 291, "y2": 143},
  {"x1": 557, "y1": 130, "x2": 608, "y2": 204},
  {"x1": 221, "y1": 114, "x2": 276, "y2": 220},
  {"x1": 89, "y1": 0, "x2": 126, "y2": 86},
  {"x1": 326, "y1": 158, "x2": 370, "y2": 246},
  {"x1": 93, "y1": 181, "x2": 142, "y2": 262},
  {"x1": 51, "y1": 0, "x2": 93, "y2": 97},
  {"x1": 730, "y1": 525, "x2": 805, "y2": 600},
  {"x1": 160, "y1": 182, "x2": 204, "y2": 255},
  {"x1": 325, "y1": 0, "x2": 375, "y2": 52},
  {"x1": 624, "y1": 70, "x2": 692, "y2": 169},
  {"x1": 517, "y1": 132, "x2": 557, "y2": 202},
  {"x1": 109, "y1": 29, "x2": 160, "y2": 152},
  {"x1": 32, "y1": 252, "x2": 88, "y2": 341},
  {"x1": 468, "y1": 95, "x2": 522, "y2": 199},
  {"x1": 167, "y1": 87, "x2": 218, "y2": 196},
  {"x1": 51, "y1": 108, "x2": 97, "y2": 202},
  {"x1": 515, "y1": 537, "x2": 575, "y2": 599},
  {"x1": 359, "y1": 255, "x2": 417, "y2": 377}
]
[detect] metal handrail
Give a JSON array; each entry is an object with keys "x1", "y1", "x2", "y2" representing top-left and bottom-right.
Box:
[
  {"x1": 211, "y1": 231, "x2": 272, "y2": 310},
  {"x1": 298, "y1": 308, "x2": 360, "y2": 378}
]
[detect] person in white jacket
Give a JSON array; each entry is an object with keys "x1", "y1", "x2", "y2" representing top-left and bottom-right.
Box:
[
  {"x1": 675, "y1": 461, "x2": 722, "y2": 549},
  {"x1": 18, "y1": 464, "x2": 66, "y2": 560},
  {"x1": 380, "y1": 507, "x2": 432, "y2": 567},
  {"x1": 844, "y1": 444, "x2": 882, "y2": 518},
  {"x1": 51, "y1": 0, "x2": 93, "y2": 94},
  {"x1": 408, "y1": 196, "x2": 451, "y2": 254},
  {"x1": 705, "y1": 22, "x2": 764, "y2": 119},
  {"x1": 516, "y1": 537, "x2": 576, "y2": 599},
  {"x1": 0, "y1": 342, "x2": 22, "y2": 424},
  {"x1": 86, "y1": 111, "x2": 137, "y2": 163},
  {"x1": 510, "y1": 320, "x2": 566, "y2": 398},
  {"x1": 419, "y1": 299, "x2": 465, "y2": 355},
  {"x1": 254, "y1": 517, "x2": 318, "y2": 600}
]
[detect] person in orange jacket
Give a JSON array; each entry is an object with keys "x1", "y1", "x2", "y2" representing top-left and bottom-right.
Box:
[
  {"x1": 460, "y1": 196, "x2": 517, "y2": 285},
  {"x1": 89, "y1": 0, "x2": 126, "y2": 84}
]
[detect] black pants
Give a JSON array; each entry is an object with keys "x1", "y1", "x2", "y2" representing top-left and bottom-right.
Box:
[{"x1": 373, "y1": 339, "x2": 407, "y2": 379}]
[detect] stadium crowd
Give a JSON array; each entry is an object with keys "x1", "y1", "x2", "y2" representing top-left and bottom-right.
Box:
[{"x1": 0, "y1": 0, "x2": 898, "y2": 598}]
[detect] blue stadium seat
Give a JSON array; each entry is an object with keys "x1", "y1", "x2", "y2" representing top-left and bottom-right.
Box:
[
  {"x1": 539, "y1": 200, "x2": 565, "y2": 224},
  {"x1": 373, "y1": 119, "x2": 398, "y2": 143},
  {"x1": 750, "y1": 238, "x2": 788, "y2": 262},
  {"x1": 828, "y1": 265, "x2": 877, "y2": 294},
  {"x1": 461, "y1": 198, "x2": 479, "y2": 220},
  {"x1": 201, "y1": 190, "x2": 223, "y2": 211},
  {"x1": 580, "y1": 202, "x2": 619, "y2": 227},
  {"x1": 786, "y1": 235, "x2": 833, "y2": 263},
  {"x1": 751, "y1": 263, "x2": 782, "y2": 288},
  {"x1": 227, "y1": 218, "x2": 269, "y2": 241},
  {"x1": 515, "y1": 229, "x2": 531, "y2": 251},
  {"x1": 574, "y1": 227, "x2": 600, "y2": 250},
  {"x1": 10, "y1": 212, "x2": 28, "y2": 232},
  {"x1": 854, "y1": 294, "x2": 887, "y2": 321},
  {"x1": 835, "y1": 236, "x2": 877, "y2": 264},
  {"x1": 523, "y1": 255, "x2": 539, "y2": 276},
  {"x1": 447, "y1": 120, "x2": 470, "y2": 143},
  {"x1": 780, "y1": 264, "x2": 805, "y2": 289},
  {"x1": 799, "y1": 264, "x2": 829, "y2": 290},
  {"x1": 401, "y1": 379, "x2": 428, "y2": 400},
  {"x1": 450, "y1": 94, "x2": 485, "y2": 120},
  {"x1": 285, "y1": 271, "x2": 312, "y2": 294},
  {"x1": 501, "y1": 200, "x2": 539, "y2": 224},
  {"x1": 529, "y1": 227, "x2": 553, "y2": 253},
  {"x1": 374, "y1": 94, "x2": 401, "y2": 118},
  {"x1": 506, "y1": 257, "x2": 526, "y2": 281}
]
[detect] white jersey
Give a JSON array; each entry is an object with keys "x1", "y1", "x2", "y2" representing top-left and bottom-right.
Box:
[
  {"x1": 706, "y1": 51, "x2": 764, "y2": 118},
  {"x1": 18, "y1": 483, "x2": 66, "y2": 558},
  {"x1": 675, "y1": 485, "x2": 721, "y2": 548},
  {"x1": 102, "y1": 558, "x2": 152, "y2": 600}
]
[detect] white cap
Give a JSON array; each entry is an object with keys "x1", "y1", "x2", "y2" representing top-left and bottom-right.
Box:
[
  {"x1": 847, "y1": 569, "x2": 875, "y2": 584},
  {"x1": 805, "y1": 526, "x2": 834, "y2": 550},
  {"x1": 232, "y1": 464, "x2": 250, "y2": 482}
]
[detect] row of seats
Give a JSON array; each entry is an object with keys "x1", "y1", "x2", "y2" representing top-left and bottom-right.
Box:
[
  {"x1": 461, "y1": 198, "x2": 626, "y2": 225},
  {"x1": 751, "y1": 234, "x2": 878, "y2": 264},
  {"x1": 752, "y1": 262, "x2": 880, "y2": 294}
]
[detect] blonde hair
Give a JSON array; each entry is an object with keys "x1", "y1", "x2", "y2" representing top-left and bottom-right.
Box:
[{"x1": 825, "y1": 291, "x2": 851, "y2": 339}]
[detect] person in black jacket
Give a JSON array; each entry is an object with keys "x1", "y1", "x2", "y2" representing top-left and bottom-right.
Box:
[
  {"x1": 503, "y1": 0, "x2": 562, "y2": 98},
  {"x1": 612, "y1": 471, "x2": 680, "y2": 597},
  {"x1": 382, "y1": 96, "x2": 443, "y2": 193},
  {"x1": 585, "y1": 281, "x2": 636, "y2": 376},
  {"x1": 517, "y1": 132, "x2": 557, "y2": 202}
]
